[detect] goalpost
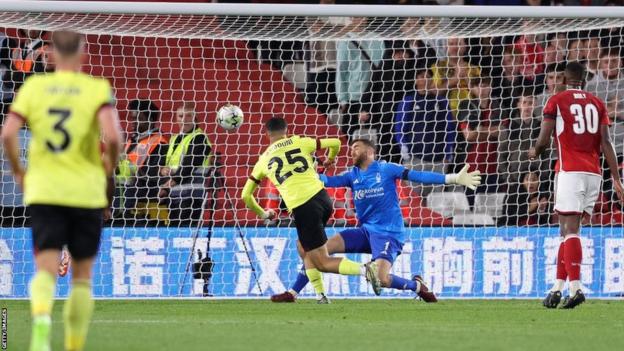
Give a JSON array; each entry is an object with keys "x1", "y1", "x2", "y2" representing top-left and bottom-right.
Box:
[{"x1": 1, "y1": 1, "x2": 623, "y2": 299}]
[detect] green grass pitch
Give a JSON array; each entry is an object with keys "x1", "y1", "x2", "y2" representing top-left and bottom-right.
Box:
[{"x1": 3, "y1": 299, "x2": 624, "y2": 351}]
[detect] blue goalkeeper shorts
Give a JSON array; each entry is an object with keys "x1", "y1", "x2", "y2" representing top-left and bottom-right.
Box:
[{"x1": 339, "y1": 227, "x2": 403, "y2": 264}]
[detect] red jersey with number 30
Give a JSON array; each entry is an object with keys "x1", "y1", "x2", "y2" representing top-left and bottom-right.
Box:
[{"x1": 543, "y1": 89, "x2": 611, "y2": 175}]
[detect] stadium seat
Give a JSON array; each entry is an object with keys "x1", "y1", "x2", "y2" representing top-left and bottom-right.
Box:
[
  {"x1": 474, "y1": 193, "x2": 506, "y2": 218},
  {"x1": 426, "y1": 192, "x2": 471, "y2": 218},
  {"x1": 281, "y1": 62, "x2": 307, "y2": 90},
  {"x1": 452, "y1": 213, "x2": 495, "y2": 226},
  {"x1": 398, "y1": 183, "x2": 452, "y2": 226}
]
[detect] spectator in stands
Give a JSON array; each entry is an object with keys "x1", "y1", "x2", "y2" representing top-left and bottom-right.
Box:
[
  {"x1": 491, "y1": 45, "x2": 524, "y2": 117},
  {"x1": 1, "y1": 29, "x2": 50, "y2": 113},
  {"x1": 468, "y1": 36, "x2": 504, "y2": 72},
  {"x1": 567, "y1": 31, "x2": 601, "y2": 79},
  {"x1": 304, "y1": 13, "x2": 341, "y2": 115},
  {"x1": 0, "y1": 31, "x2": 16, "y2": 112},
  {"x1": 567, "y1": 35, "x2": 586, "y2": 63},
  {"x1": 360, "y1": 40, "x2": 417, "y2": 163},
  {"x1": 401, "y1": 17, "x2": 438, "y2": 68},
  {"x1": 400, "y1": 38, "x2": 436, "y2": 70},
  {"x1": 116, "y1": 99, "x2": 168, "y2": 223},
  {"x1": 457, "y1": 76, "x2": 502, "y2": 208},
  {"x1": 534, "y1": 64, "x2": 564, "y2": 116},
  {"x1": 159, "y1": 102, "x2": 212, "y2": 227},
  {"x1": 0, "y1": 122, "x2": 29, "y2": 226},
  {"x1": 586, "y1": 49, "x2": 624, "y2": 155},
  {"x1": 431, "y1": 37, "x2": 480, "y2": 118},
  {"x1": 336, "y1": 16, "x2": 385, "y2": 137},
  {"x1": 498, "y1": 168, "x2": 551, "y2": 226},
  {"x1": 585, "y1": 35, "x2": 602, "y2": 79},
  {"x1": 513, "y1": 33, "x2": 545, "y2": 85},
  {"x1": 543, "y1": 33, "x2": 567, "y2": 68},
  {"x1": 587, "y1": 49, "x2": 624, "y2": 204},
  {"x1": 394, "y1": 66, "x2": 455, "y2": 198},
  {"x1": 498, "y1": 93, "x2": 549, "y2": 187}
]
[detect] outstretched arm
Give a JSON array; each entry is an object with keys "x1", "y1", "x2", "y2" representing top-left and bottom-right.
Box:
[
  {"x1": 319, "y1": 138, "x2": 341, "y2": 168},
  {"x1": 241, "y1": 178, "x2": 275, "y2": 220},
  {"x1": 601, "y1": 125, "x2": 624, "y2": 203},
  {"x1": 403, "y1": 169, "x2": 446, "y2": 185},
  {"x1": 320, "y1": 173, "x2": 351, "y2": 188},
  {"x1": 389, "y1": 163, "x2": 481, "y2": 190}
]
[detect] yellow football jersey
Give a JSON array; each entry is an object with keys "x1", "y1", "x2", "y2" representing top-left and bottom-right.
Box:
[
  {"x1": 10, "y1": 71, "x2": 114, "y2": 208},
  {"x1": 251, "y1": 135, "x2": 323, "y2": 210}
]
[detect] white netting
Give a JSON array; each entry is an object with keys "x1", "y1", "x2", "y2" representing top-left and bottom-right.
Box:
[{"x1": 1, "y1": 4, "x2": 624, "y2": 298}]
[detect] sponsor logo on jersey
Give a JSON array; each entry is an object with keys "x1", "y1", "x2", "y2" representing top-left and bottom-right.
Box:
[{"x1": 354, "y1": 187, "x2": 384, "y2": 201}]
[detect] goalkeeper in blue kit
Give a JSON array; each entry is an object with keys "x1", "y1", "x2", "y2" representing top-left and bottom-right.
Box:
[{"x1": 271, "y1": 139, "x2": 481, "y2": 303}]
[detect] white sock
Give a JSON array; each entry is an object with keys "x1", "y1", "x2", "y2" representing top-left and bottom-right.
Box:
[
  {"x1": 359, "y1": 265, "x2": 366, "y2": 275},
  {"x1": 569, "y1": 280, "x2": 581, "y2": 293},
  {"x1": 288, "y1": 289, "x2": 298, "y2": 297},
  {"x1": 550, "y1": 279, "x2": 565, "y2": 293},
  {"x1": 415, "y1": 280, "x2": 421, "y2": 294}
]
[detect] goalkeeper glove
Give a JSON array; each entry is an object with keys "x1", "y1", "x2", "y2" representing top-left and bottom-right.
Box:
[{"x1": 445, "y1": 164, "x2": 481, "y2": 190}]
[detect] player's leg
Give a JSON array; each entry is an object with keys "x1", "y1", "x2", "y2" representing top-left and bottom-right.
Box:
[
  {"x1": 271, "y1": 234, "x2": 347, "y2": 302},
  {"x1": 303, "y1": 234, "x2": 381, "y2": 295},
  {"x1": 293, "y1": 190, "x2": 382, "y2": 294},
  {"x1": 546, "y1": 172, "x2": 597, "y2": 309},
  {"x1": 29, "y1": 205, "x2": 68, "y2": 351},
  {"x1": 372, "y1": 237, "x2": 437, "y2": 302},
  {"x1": 64, "y1": 258, "x2": 96, "y2": 351},
  {"x1": 543, "y1": 235, "x2": 566, "y2": 308},
  {"x1": 63, "y1": 208, "x2": 103, "y2": 351},
  {"x1": 559, "y1": 174, "x2": 601, "y2": 309},
  {"x1": 559, "y1": 214, "x2": 584, "y2": 309},
  {"x1": 543, "y1": 173, "x2": 566, "y2": 308}
]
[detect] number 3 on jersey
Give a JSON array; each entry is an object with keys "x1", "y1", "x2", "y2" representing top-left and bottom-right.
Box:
[
  {"x1": 47, "y1": 108, "x2": 72, "y2": 152},
  {"x1": 268, "y1": 148, "x2": 309, "y2": 184},
  {"x1": 570, "y1": 103, "x2": 598, "y2": 134}
]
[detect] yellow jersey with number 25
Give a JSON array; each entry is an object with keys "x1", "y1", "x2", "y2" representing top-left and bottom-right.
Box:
[
  {"x1": 10, "y1": 71, "x2": 114, "y2": 208},
  {"x1": 250, "y1": 135, "x2": 323, "y2": 211}
]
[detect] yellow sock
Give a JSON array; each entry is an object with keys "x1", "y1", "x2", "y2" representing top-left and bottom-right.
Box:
[
  {"x1": 63, "y1": 280, "x2": 94, "y2": 351},
  {"x1": 305, "y1": 268, "x2": 325, "y2": 295},
  {"x1": 30, "y1": 270, "x2": 56, "y2": 317},
  {"x1": 338, "y1": 258, "x2": 363, "y2": 275}
]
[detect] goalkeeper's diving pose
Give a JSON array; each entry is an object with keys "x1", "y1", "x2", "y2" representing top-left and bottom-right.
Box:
[{"x1": 272, "y1": 138, "x2": 481, "y2": 303}]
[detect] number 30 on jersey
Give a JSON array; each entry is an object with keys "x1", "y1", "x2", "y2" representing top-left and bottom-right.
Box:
[{"x1": 570, "y1": 103, "x2": 599, "y2": 134}]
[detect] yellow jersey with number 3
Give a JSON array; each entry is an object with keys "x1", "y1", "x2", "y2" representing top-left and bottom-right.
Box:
[
  {"x1": 250, "y1": 135, "x2": 323, "y2": 210},
  {"x1": 10, "y1": 71, "x2": 114, "y2": 208}
]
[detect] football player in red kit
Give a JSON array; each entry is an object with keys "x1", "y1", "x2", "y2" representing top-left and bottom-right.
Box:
[{"x1": 530, "y1": 61, "x2": 624, "y2": 309}]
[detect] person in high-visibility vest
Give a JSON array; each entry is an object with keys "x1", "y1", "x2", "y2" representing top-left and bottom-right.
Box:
[
  {"x1": 3, "y1": 30, "x2": 51, "y2": 100},
  {"x1": 159, "y1": 102, "x2": 212, "y2": 227},
  {"x1": 2, "y1": 30, "x2": 51, "y2": 118},
  {"x1": 117, "y1": 99, "x2": 168, "y2": 221}
]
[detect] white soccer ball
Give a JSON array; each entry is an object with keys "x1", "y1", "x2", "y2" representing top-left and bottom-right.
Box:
[{"x1": 216, "y1": 104, "x2": 244, "y2": 131}]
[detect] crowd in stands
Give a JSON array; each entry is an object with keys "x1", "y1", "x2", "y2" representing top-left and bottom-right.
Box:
[
  {"x1": 0, "y1": 30, "x2": 214, "y2": 227},
  {"x1": 111, "y1": 99, "x2": 213, "y2": 227},
  {"x1": 255, "y1": 2, "x2": 624, "y2": 226},
  {"x1": 1, "y1": 0, "x2": 624, "y2": 227}
]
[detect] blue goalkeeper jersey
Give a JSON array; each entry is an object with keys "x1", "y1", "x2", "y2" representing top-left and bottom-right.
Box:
[{"x1": 320, "y1": 160, "x2": 445, "y2": 243}]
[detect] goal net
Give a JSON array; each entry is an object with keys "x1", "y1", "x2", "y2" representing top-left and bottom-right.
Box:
[{"x1": 1, "y1": 3, "x2": 623, "y2": 299}]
